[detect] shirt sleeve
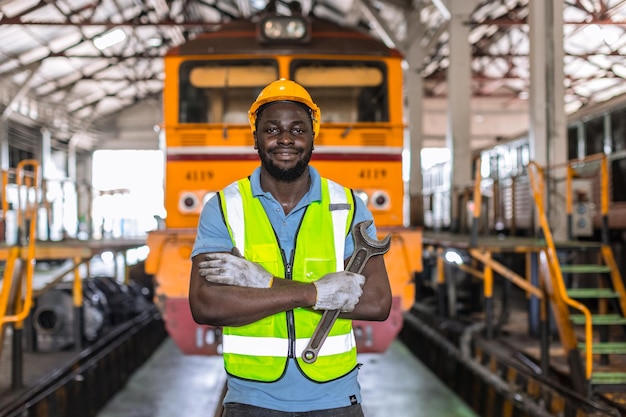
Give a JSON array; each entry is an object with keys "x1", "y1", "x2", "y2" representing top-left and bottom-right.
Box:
[
  {"x1": 190, "y1": 194, "x2": 234, "y2": 258},
  {"x1": 344, "y1": 194, "x2": 377, "y2": 259}
]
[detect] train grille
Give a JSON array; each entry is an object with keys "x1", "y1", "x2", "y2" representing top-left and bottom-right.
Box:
[
  {"x1": 361, "y1": 133, "x2": 386, "y2": 146},
  {"x1": 181, "y1": 133, "x2": 207, "y2": 146}
]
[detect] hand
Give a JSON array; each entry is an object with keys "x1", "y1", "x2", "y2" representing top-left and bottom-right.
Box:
[
  {"x1": 198, "y1": 249, "x2": 273, "y2": 288},
  {"x1": 313, "y1": 271, "x2": 366, "y2": 312}
]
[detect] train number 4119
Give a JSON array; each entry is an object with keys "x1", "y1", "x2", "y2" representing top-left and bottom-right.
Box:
[{"x1": 359, "y1": 168, "x2": 387, "y2": 179}]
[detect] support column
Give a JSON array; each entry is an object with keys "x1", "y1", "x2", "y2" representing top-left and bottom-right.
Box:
[
  {"x1": 446, "y1": 1, "x2": 477, "y2": 232},
  {"x1": 0, "y1": 122, "x2": 8, "y2": 171},
  {"x1": 41, "y1": 128, "x2": 53, "y2": 240},
  {"x1": 528, "y1": 0, "x2": 567, "y2": 239},
  {"x1": 68, "y1": 137, "x2": 94, "y2": 239},
  {"x1": 406, "y1": 10, "x2": 426, "y2": 227},
  {"x1": 76, "y1": 152, "x2": 93, "y2": 239}
]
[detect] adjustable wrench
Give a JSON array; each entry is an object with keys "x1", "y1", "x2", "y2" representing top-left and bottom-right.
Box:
[{"x1": 301, "y1": 220, "x2": 391, "y2": 363}]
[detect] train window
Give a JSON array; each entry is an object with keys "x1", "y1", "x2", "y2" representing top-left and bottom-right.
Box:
[
  {"x1": 611, "y1": 158, "x2": 626, "y2": 202},
  {"x1": 519, "y1": 144, "x2": 529, "y2": 174},
  {"x1": 497, "y1": 147, "x2": 512, "y2": 178},
  {"x1": 509, "y1": 147, "x2": 518, "y2": 176},
  {"x1": 490, "y1": 154, "x2": 499, "y2": 179},
  {"x1": 610, "y1": 107, "x2": 626, "y2": 153},
  {"x1": 567, "y1": 125, "x2": 580, "y2": 160},
  {"x1": 294, "y1": 67, "x2": 383, "y2": 87},
  {"x1": 583, "y1": 115, "x2": 605, "y2": 156},
  {"x1": 178, "y1": 61, "x2": 278, "y2": 124},
  {"x1": 189, "y1": 66, "x2": 277, "y2": 87},
  {"x1": 480, "y1": 153, "x2": 491, "y2": 178},
  {"x1": 290, "y1": 61, "x2": 388, "y2": 123}
]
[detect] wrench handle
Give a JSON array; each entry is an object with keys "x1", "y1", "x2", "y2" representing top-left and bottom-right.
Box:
[
  {"x1": 300, "y1": 248, "x2": 370, "y2": 364},
  {"x1": 344, "y1": 246, "x2": 369, "y2": 275},
  {"x1": 301, "y1": 309, "x2": 340, "y2": 363},
  {"x1": 300, "y1": 221, "x2": 390, "y2": 364}
]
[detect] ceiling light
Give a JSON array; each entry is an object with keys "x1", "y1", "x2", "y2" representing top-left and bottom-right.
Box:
[
  {"x1": 94, "y1": 29, "x2": 126, "y2": 50},
  {"x1": 147, "y1": 37, "x2": 163, "y2": 47}
]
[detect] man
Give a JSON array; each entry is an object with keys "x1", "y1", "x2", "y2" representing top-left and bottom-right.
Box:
[{"x1": 189, "y1": 78, "x2": 391, "y2": 417}]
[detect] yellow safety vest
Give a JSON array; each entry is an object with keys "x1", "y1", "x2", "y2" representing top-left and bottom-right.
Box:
[{"x1": 218, "y1": 176, "x2": 357, "y2": 382}]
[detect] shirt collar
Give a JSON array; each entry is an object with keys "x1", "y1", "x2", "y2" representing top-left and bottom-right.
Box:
[{"x1": 249, "y1": 165, "x2": 322, "y2": 203}]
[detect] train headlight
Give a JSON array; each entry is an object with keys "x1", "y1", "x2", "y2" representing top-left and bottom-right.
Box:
[
  {"x1": 179, "y1": 192, "x2": 200, "y2": 213},
  {"x1": 371, "y1": 191, "x2": 390, "y2": 210},
  {"x1": 258, "y1": 16, "x2": 310, "y2": 43}
]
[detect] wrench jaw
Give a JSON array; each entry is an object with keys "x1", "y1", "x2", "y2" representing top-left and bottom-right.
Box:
[
  {"x1": 355, "y1": 220, "x2": 391, "y2": 250},
  {"x1": 299, "y1": 221, "x2": 392, "y2": 364}
]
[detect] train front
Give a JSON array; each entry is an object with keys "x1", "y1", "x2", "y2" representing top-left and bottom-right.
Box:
[{"x1": 145, "y1": 10, "x2": 422, "y2": 355}]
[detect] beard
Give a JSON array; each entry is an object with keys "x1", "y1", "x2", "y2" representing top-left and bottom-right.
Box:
[{"x1": 259, "y1": 147, "x2": 312, "y2": 182}]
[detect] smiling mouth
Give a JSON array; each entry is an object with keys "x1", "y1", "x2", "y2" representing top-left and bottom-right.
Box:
[{"x1": 273, "y1": 149, "x2": 298, "y2": 157}]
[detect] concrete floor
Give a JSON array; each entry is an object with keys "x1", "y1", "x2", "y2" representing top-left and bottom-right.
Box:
[
  {"x1": 359, "y1": 342, "x2": 479, "y2": 417},
  {"x1": 96, "y1": 338, "x2": 479, "y2": 417}
]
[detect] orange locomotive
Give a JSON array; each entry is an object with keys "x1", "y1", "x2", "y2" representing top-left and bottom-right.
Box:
[{"x1": 145, "y1": 8, "x2": 422, "y2": 355}]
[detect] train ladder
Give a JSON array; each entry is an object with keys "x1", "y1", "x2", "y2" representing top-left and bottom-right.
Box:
[
  {"x1": 528, "y1": 160, "x2": 626, "y2": 397},
  {"x1": 0, "y1": 160, "x2": 40, "y2": 388}
]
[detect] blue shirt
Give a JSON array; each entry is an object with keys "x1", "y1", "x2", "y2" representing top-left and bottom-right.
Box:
[{"x1": 191, "y1": 165, "x2": 376, "y2": 412}]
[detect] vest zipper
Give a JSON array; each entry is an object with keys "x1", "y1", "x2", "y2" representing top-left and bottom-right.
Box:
[{"x1": 283, "y1": 249, "x2": 296, "y2": 358}]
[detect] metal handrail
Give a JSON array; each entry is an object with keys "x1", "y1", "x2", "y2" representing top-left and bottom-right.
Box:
[
  {"x1": 0, "y1": 160, "x2": 40, "y2": 327},
  {"x1": 470, "y1": 157, "x2": 482, "y2": 247},
  {"x1": 528, "y1": 161, "x2": 593, "y2": 380}
]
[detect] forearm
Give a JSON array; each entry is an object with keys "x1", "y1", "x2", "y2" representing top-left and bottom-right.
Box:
[
  {"x1": 190, "y1": 280, "x2": 317, "y2": 327},
  {"x1": 339, "y1": 255, "x2": 391, "y2": 321},
  {"x1": 340, "y1": 283, "x2": 391, "y2": 321}
]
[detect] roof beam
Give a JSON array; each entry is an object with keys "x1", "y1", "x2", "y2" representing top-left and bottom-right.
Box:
[
  {"x1": 1, "y1": 61, "x2": 42, "y2": 121},
  {"x1": 358, "y1": 0, "x2": 400, "y2": 50},
  {"x1": 0, "y1": 16, "x2": 224, "y2": 28}
]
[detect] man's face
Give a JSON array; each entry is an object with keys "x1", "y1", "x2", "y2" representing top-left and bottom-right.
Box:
[{"x1": 254, "y1": 101, "x2": 314, "y2": 182}]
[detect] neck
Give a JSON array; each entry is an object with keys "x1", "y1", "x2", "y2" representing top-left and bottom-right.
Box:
[{"x1": 260, "y1": 169, "x2": 311, "y2": 214}]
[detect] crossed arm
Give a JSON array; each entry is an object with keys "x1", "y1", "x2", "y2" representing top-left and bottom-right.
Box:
[{"x1": 188, "y1": 251, "x2": 391, "y2": 327}]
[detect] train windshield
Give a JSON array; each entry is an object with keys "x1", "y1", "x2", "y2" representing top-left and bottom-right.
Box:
[
  {"x1": 179, "y1": 61, "x2": 278, "y2": 124},
  {"x1": 291, "y1": 61, "x2": 388, "y2": 123},
  {"x1": 177, "y1": 60, "x2": 388, "y2": 124}
]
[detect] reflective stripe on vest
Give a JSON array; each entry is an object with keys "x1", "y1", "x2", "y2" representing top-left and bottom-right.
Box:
[
  {"x1": 218, "y1": 177, "x2": 357, "y2": 382},
  {"x1": 223, "y1": 333, "x2": 356, "y2": 358}
]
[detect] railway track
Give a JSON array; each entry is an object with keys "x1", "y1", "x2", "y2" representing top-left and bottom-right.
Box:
[
  {"x1": 402, "y1": 308, "x2": 625, "y2": 417},
  {"x1": 0, "y1": 307, "x2": 167, "y2": 417}
]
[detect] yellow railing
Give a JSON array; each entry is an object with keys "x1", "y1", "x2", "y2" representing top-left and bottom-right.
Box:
[
  {"x1": 528, "y1": 160, "x2": 593, "y2": 380},
  {"x1": 0, "y1": 160, "x2": 40, "y2": 329},
  {"x1": 470, "y1": 158, "x2": 482, "y2": 246}
]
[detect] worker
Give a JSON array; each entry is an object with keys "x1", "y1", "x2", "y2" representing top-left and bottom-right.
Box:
[{"x1": 188, "y1": 78, "x2": 391, "y2": 417}]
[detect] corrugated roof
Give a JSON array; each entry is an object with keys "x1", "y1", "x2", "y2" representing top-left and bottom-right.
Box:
[{"x1": 1, "y1": 0, "x2": 625, "y2": 151}]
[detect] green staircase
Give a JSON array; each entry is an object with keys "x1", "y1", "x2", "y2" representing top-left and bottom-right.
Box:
[
  {"x1": 560, "y1": 243, "x2": 626, "y2": 391},
  {"x1": 529, "y1": 159, "x2": 626, "y2": 396}
]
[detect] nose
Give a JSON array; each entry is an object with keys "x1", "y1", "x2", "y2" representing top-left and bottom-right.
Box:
[{"x1": 277, "y1": 129, "x2": 294, "y2": 144}]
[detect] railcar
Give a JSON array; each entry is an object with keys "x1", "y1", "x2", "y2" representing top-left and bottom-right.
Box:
[
  {"x1": 418, "y1": 94, "x2": 626, "y2": 411},
  {"x1": 144, "y1": 7, "x2": 422, "y2": 356},
  {"x1": 423, "y1": 93, "x2": 626, "y2": 241}
]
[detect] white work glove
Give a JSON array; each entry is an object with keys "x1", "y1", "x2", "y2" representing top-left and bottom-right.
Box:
[
  {"x1": 198, "y1": 248, "x2": 273, "y2": 288},
  {"x1": 313, "y1": 271, "x2": 366, "y2": 312}
]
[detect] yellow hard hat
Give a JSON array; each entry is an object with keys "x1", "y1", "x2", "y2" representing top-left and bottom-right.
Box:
[{"x1": 248, "y1": 79, "x2": 321, "y2": 139}]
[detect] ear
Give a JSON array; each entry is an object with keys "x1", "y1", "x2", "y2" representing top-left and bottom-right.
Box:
[{"x1": 253, "y1": 131, "x2": 258, "y2": 149}]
